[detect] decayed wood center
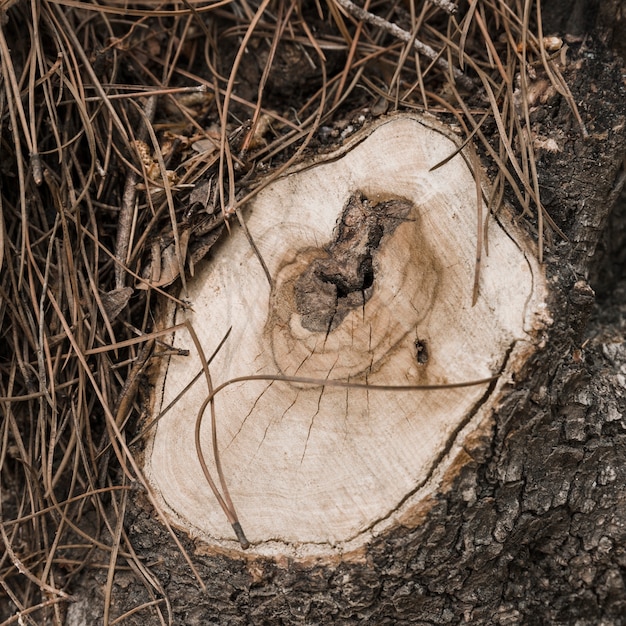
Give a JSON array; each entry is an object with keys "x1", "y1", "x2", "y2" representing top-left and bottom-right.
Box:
[
  {"x1": 292, "y1": 193, "x2": 411, "y2": 333},
  {"x1": 146, "y1": 114, "x2": 546, "y2": 556}
]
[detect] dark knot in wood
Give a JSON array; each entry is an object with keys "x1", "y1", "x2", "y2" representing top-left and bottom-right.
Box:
[{"x1": 293, "y1": 192, "x2": 412, "y2": 333}]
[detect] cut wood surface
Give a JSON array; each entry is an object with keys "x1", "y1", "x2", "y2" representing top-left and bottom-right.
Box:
[{"x1": 146, "y1": 114, "x2": 547, "y2": 555}]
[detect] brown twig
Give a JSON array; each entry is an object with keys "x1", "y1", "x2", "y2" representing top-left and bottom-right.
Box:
[
  {"x1": 334, "y1": 0, "x2": 474, "y2": 90},
  {"x1": 114, "y1": 95, "x2": 157, "y2": 290}
]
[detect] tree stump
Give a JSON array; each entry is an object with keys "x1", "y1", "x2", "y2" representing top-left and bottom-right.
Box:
[
  {"x1": 146, "y1": 114, "x2": 546, "y2": 555},
  {"x1": 66, "y1": 37, "x2": 626, "y2": 626}
]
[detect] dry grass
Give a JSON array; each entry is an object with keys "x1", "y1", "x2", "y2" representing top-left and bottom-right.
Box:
[{"x1": 0, "y1": 0, "x2": 579, "y2": 623}]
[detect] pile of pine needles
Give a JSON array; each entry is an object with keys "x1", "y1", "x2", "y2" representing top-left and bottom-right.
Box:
[{"x1": 0, "y1": 0, "x2": 579, "y2": 623}]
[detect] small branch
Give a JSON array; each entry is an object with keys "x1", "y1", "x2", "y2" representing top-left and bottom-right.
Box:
[
  {"x1": 335, "y1": 0, "x2": 473, "y2": 91},
  {"x1": 114, "y1": 96, "x2": 157, "y2": 290},
  {"x1": 429, "y1": 0, "x2": 458, "y2": 14}
]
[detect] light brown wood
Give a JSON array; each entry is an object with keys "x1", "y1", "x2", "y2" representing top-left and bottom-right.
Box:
[{"x1": 145, "y1": 114, "x2": 547, "y2": 557}]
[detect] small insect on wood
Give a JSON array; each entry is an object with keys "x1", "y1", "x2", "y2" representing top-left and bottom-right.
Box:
[{"x1": 146, "y1": 114, "x2": 547, "y2": 557}]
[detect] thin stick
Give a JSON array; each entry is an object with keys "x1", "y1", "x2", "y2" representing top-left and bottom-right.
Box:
[
  {"x1": 429, "y1": 0, "x2": 458, "y2": 14},
  {"x1": 334, "y1": 0, "x2": 473, "y2": 90},
  {"x1": 114, "y1": 96, "x2": 157, "y2": 290}
]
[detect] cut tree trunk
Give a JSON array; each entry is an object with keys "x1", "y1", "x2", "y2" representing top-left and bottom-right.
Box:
[
  {"x1": 145, "y1": 113, "x2": 546, "y2": 556},
  {"x1": 67, "y1": 34, "x2": 626, "y2": 626}
]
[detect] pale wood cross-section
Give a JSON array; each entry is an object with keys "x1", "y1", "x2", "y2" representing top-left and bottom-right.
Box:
[{"x1": 146, "y1": 114, "x2": 548, "y2": 557}]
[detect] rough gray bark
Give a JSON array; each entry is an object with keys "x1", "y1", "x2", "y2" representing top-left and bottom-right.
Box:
[{"x1": 57, "y1": 10, "x2": 626, "y2": 623}]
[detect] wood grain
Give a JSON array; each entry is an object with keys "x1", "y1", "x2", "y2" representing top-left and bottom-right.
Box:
[{"x1": 146, "y1": 114, "x2": 546, "y2": 556}]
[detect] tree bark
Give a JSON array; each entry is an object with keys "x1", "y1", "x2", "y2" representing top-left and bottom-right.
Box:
[{"x1": 67, "y1": 20, "x2": 626, "y2": 626}]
